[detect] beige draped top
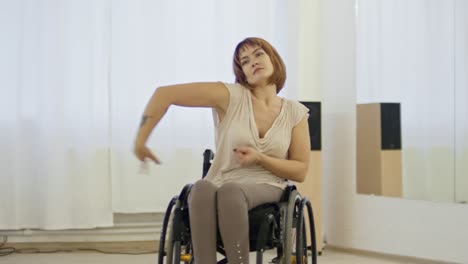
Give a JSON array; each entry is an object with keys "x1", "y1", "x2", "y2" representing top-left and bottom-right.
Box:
[{"x1": 204, "y1": 83, "x2": 309, "y2": 189}]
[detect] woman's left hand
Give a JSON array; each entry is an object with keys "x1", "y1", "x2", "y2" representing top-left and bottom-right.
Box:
[{"x1": 234, "y1": 146, "x2": 261, "y2": 166}]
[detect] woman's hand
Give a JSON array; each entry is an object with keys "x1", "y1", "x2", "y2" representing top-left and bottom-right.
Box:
[
  {"x1": 134, "y1": 143, "x2": 161, "y2": 164},
  {"x1": 233, "y1": 146, "x2": 260, "y2": 166}
]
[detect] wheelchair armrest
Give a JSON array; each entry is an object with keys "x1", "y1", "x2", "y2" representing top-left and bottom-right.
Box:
[
  {"x1": 279, "y1": 184, "x2": 297, "y2": 203},
  {"x1": 203, "y1": 149, "x2": 215, "y2": 162},
  {"x1": 202, "y1": 149, "x2": 215, "y2": 178},
  {"x1": 178, "y1": 183, "x2": 194, "y2": 208}
]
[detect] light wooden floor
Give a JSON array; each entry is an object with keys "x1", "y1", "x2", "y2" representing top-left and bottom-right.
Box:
[{"x1": 0, "y1": 248, "x2": 443, "y2": 264}]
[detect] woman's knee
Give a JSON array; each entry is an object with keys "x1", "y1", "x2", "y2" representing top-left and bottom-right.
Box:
[
  {"x1": 216, "y1": 182, "x2": 247, "y2": 207},
  {"x1": 188, "y1": 180, "x2": 217, "y2": 205}
]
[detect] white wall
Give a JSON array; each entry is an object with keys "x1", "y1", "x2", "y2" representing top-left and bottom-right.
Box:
[{"x1": 299, "y1": 0, "x2": 468, "y2": 263}]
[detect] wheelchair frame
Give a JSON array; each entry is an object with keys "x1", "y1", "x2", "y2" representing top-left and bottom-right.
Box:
[{"x1": 158, "y1": 149, "x2": 318, "y2": 264}]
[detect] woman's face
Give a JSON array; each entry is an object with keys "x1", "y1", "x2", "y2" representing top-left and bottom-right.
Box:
[{"x1": 239, "y1": 45, "x2": 274, "y2": 87}]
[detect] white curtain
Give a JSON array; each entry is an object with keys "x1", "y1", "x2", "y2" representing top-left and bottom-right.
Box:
[
  {"x1": 356, "y1": 0, "x2": 456, "y2": 202},
  {"x1": 110, "y1": 0, "x2": 302, "y2": 212},
  {"x1": 455, "y1": 0, "x2": 468, "y2": 203},
  {"x1": 0, "y1": 0, "x2": 304, "y2": 229},
  {"x1": 0, "y1": 0, "x2": 113, "y2": 229}
]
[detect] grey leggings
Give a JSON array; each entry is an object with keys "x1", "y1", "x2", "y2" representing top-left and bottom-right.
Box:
[{"x1": 188, "y1": 179, "x2": 283, "y2": 264}]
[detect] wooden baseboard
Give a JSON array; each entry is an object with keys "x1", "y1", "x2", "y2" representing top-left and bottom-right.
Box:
[{"x1": 4, "y1": 241, "x2": 159, "y2": 254}]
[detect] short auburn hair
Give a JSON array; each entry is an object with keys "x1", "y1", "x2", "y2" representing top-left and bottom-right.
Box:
[{"x1": 233, "y1": 37, "x2": 286, "y2": 93}]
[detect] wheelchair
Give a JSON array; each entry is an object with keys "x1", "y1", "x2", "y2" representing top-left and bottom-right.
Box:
[{"x1": 158, "y1": 149, "x2": 318, "y2": 264}]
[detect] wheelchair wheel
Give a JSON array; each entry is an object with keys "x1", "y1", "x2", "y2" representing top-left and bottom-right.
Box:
[
  {"x1": 301, "y1": 216, "x2": 308, "y2": 263},
  {"x1": 169, "y1": 235, "x2": 194, "y2": 264},
  {"x1": 159, "y1": 196, "x2": 178, "y2": 264},
  {"x1": 304, "y1": 199, "x2": 318, "y2": 264},
  {"x1": 160, "y1": 184, "x2": 194, "y2": 264},
  {"x1": 279, "y1": 189, "x2": 301, "y2": 264},
  {"x1": 294, "y1": 198, "x2": 309, "y2": 264},
  {"x1": 172, "y1": 241, "x2": 181, "y2": 263},
  {"x1": 165, "y1": 199, "x2": 181, "y2": 264}
]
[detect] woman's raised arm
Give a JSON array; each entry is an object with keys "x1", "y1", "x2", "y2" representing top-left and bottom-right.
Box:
[{"x1": 134, "y1": 82, "x2": 229, "y2": 163}]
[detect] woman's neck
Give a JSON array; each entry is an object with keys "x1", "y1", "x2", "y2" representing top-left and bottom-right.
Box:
[{"x1": 250, "y1": 83, "x2": 279, "y2": 105}]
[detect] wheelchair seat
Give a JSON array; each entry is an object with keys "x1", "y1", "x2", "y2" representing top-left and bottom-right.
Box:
[{"x1": 158, "y1": 149, "x2": 318, "y2": 264}]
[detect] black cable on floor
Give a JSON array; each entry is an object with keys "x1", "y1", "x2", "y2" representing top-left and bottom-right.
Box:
[
  {"x1": 0, "y1": 236, "x2": 157, "y2": 256},
  {"x1": 0, "y1": 236, "x2": 15, "y2": 256}
]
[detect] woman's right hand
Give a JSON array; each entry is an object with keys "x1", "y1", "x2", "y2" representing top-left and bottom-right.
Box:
[{"x1": 134, "y1": 143, "x2": 161, "y2": 164}]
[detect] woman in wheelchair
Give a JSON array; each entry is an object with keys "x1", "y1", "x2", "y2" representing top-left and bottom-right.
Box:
[{"x1": 134, "y1": 37, "x2": 311, "y2": 264}]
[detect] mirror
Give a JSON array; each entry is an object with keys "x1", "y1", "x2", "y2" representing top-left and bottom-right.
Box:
[{"x1": 355, "y1": 0, "x2": 468, "y2": 203}]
